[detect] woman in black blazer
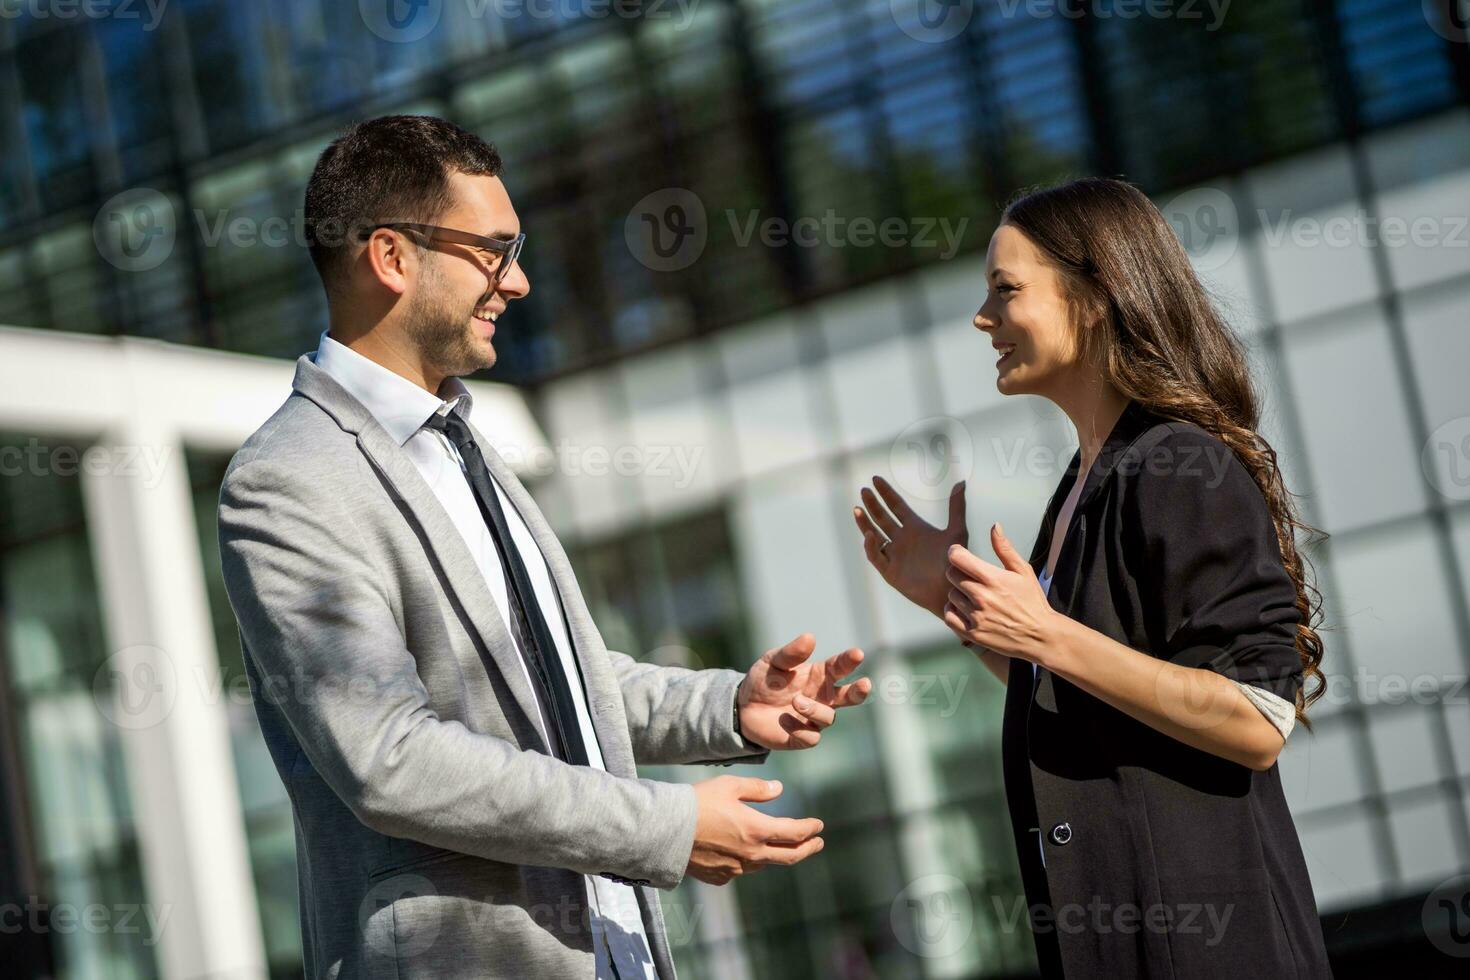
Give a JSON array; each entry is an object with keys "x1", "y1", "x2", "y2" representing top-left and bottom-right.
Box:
[{"x1": 853, "y1": 177, "x2": 1333, "y2": 978}]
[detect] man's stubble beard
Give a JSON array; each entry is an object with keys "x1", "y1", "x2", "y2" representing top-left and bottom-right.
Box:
[{"x1": 405, "y1": 256, "x2": 496, "y2": 379}]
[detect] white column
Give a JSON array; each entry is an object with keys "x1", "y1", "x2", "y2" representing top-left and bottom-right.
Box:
[
  {"x1": 868, "y1": 653, "x2": 977, "y2": 979},
  {"x1": 82, "y1": 420, "x2": 267, "y2": 980}
]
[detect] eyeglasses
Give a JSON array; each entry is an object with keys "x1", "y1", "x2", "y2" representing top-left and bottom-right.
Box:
[{"x1": 361, "y1": 222, "x2": 525, "y2": 285}]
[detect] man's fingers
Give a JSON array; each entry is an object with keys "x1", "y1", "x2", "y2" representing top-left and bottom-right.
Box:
[
  {"x1": 824, "y1": 647, "x2": 865, "y2": 682},
  {"x1": 832, "y1": 678, "x2": 872, "y2": 707},
  {"x1": 792, "y1": 695, "x2": 835, "y2": 728},
  {"x1": 768, "y1": 633, "x2": 816, "y2": 671},
  {"x1": 785, "y1": 727, "x2": 821, "y2": 749},
  {"x1": 752, "y1": 836, "x2": 826, "y2": 867},
  {"x1": 758, "y1": 815, "x2": 824, "y2": 845},
  {"x1": 859, "y1": 487, "x2": 901, "y2": 537},
  {"x1": 734, "y1": 777, "x2": 784, "y2": 803},
  {"x1": 872, "y1": 475, "x2": 920, "y2": 526}
]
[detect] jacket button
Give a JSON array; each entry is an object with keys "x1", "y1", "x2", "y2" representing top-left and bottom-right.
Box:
[{"x1": 1049, "y1": 822, "x2": 1073, "y2": 846}]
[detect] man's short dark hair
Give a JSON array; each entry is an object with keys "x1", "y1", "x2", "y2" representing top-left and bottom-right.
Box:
[{"x1": 304, "y1": 114, "x2": 503, "y2": 300}]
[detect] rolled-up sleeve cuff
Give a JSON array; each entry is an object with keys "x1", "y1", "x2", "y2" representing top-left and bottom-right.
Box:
[{"x1": 1232, "y1": 680, "x2": 1297, "y2": 742}]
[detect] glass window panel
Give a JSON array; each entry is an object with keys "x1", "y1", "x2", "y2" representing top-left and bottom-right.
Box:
[
  {"x1": 1, "y1": 431, "x2": 158, "y2": 978},
  {"x1": 187, "y1": 448, "x2": 304, "y2": 977},
  {"x1": 36, "y1": 224, "x2": 108, "y2": 334},
  {"x1": 1298, "y1": 804, "x2": 1386, "y2": 911},
  {"x1": 182, "y1": 0, "x2": 281, "y2": 152},
  {"x1": 93, "y1": 14, "x2": 174, "y2": 181},
  {"x1": 1366, "y1": 706, "x2": 1442, "y2": 796},
  {"x1": 272, "y1": 0, "x2": 376, "y2": 117},
  {"x1": 1278, "y1": 716, "x2": 1368, "y2": 814},
  {"x1": 978, "y1": 4, "x2": 1093, "y2": 184},
  {"x1": 736, "y1": 467, "x2": 860, "y2": 646},
  {"x1": 1337, "y1": 0, "x2": 1458, "y2": 126},
  {"x1": 1250, "y1": 149, "x2": 1380, "y2": 325},
  {"x1": 1402, "y1": 285, "x2": 1470, "y2": 458},
  {"x1": 1280, "y1": 305, "x2": 1426, "y2": 532},
  {"x1": 1386, "y1": 793, "x2": 1462, "y2": 892},
  {"x1": 1094, "y1": 0, "x2": 1335, "y2": 187},
  {"x1": 16, "y1": 26, "x2": 95, "y2": 211},
  {"x1": 1328, "y1": 517, "x2": 1463, "y2": 687},
  {"x1": 0, "y1": 246, "x2": 42, "y2": 327}
]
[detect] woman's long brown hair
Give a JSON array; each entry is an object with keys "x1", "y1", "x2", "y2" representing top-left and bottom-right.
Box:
[{"x1": 1002, "y1": 176, "x2": 1328, "y2": 730}]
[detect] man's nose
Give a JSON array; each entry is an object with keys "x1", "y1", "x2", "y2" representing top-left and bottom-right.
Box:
[{"x1": 499, "y1": 260, "x2": 530, "y2": 298}]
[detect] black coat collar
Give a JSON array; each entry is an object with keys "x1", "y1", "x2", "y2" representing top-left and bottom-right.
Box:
[{"x1": 1029, "y1": 398, "x2": 1165, "y2": 570}]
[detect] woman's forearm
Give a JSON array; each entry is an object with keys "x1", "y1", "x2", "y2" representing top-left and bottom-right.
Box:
[
  {"x1": 1038, "y1": 615, "x2": 1286, "y2": 771},
  {"x1": 962, "y1": 639, "x2": 1010, "y2": 686}
]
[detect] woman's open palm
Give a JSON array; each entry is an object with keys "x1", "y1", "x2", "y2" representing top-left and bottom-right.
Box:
[{"x1": 853, "y1": 476, "x2": 968, "y2": 618}]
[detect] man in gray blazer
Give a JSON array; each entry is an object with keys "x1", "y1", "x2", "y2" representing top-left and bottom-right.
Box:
[{"x1": 217, "y1": 115, "x2": 872, "y2": 979}]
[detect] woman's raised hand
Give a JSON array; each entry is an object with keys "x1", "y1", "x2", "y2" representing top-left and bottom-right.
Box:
[{"x1": 853, "y1": 476, "x2": 968, "y2": 619}]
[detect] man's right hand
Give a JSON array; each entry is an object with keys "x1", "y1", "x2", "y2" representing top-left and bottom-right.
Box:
[{"x1": 685, "y1": 776, "x2": 825, "y2": 886}]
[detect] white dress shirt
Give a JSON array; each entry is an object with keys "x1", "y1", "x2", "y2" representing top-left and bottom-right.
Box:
[{"x1": 313, "y1": 330, "x2": 656, "y2": 980}]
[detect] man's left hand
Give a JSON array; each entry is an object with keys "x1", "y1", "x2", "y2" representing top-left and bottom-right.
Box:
[{"x1": 736, "y1": 634, "x2": 871, "y2": 751}]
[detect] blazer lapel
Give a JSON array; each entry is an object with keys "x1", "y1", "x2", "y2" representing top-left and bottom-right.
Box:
[
  {"x1": 1026, "y1": 399, "x2": 1157, "y2": 707},
  {"x1": 289, "y1": 354, "x2": 548, "y2": 752}
]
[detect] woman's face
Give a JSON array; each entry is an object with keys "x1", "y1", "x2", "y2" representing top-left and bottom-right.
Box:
[{"x1": 974, "y1": 222, "x2": 1081, "y2": 397}]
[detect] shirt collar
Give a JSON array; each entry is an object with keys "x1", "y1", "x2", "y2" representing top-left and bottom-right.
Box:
[{"x1": 313, "y1": 328, "x2": 475, "y2": 447}]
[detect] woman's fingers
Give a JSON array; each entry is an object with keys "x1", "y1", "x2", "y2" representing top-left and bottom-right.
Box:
[
  {"x1": 859, "y1": 487, "x2": 902, "y2": 537},
  {"x1": 852, "y1": 508, "x2": 889, "y2": 565},
  {"x1": 942, "y1": 603, "x2": 969, "y2": 636},
  {"x1": 945, "y1": 565, "x2": 986, "y2": 601},
  {"x1": 872, "y1": 475, "x2": 920, "y2": 526}
]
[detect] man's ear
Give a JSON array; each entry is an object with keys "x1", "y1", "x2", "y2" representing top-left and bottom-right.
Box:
[{"x1": 360, "y1": 227, "x2": 414, "y2": 296}]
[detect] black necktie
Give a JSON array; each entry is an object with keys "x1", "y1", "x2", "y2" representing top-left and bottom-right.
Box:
[{"x1": 423, "y1": 409, "x2": 590, "y2": 766}]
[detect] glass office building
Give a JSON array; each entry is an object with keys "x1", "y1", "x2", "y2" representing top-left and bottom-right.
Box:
[{"x1": 2, "y1": 1, "x2": 1468, "y2": 976}]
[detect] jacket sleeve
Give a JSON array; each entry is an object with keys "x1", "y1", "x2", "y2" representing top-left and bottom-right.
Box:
[
  {"x1": 217, "y1": 457, "x2": 698, "y2": 889},
  {"x1": 1124, "y1": 427, "x2": 1304, "y2": 706},
  {"x1": 605, "y1": 652, "x2": 772, "y2": 767}
]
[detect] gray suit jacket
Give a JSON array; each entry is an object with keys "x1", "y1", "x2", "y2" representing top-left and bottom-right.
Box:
[{"x1": 217, "y1": 351, "x2": 770, "y2": 979}]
